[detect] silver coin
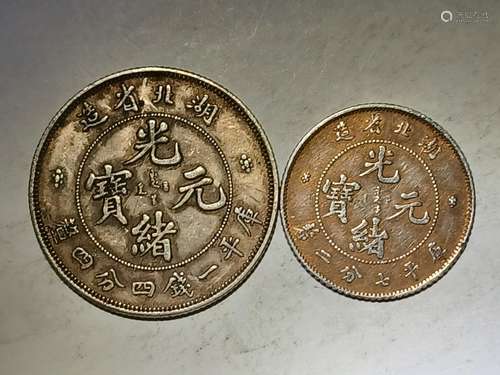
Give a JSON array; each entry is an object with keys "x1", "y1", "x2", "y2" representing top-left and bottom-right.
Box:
[{"x1": 29, "y1": 67, "x2": 278, "y2": 318}]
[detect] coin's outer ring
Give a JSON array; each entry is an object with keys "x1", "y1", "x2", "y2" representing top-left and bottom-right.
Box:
[
  {"x1": 29, "y1": 66, "x2": 279, "y2": 319},
  {"x1": 280, "y1": 103, "x2": 476, "y2": 301}
]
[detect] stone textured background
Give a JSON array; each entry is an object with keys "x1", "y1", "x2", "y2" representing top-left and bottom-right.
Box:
[{"x1": 0, "y1": 1, "x2": 499, "y2": 374}]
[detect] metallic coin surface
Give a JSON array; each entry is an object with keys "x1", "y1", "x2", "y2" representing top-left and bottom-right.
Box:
[
  {"x1": 281, "y1": 104, "x2": 474, "y2": 300},
  {"x1": 29, "y1": 67, "x2": 278, "y2": 318}
]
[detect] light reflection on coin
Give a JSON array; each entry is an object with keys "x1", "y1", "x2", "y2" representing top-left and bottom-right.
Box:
[
  {"x1": 29, "y1": 67, "x2": 278, "y2": 318},
  {"x1": 281, "y1": 104, "x2": 474, "y2": 300}
]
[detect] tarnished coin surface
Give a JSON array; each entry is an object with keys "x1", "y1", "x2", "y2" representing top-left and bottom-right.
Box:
[
  {"x1": 281, "y1": 104, "x2": 474, "y2": 300},
  {"x1": 29, "y1": 67, "x2": 278, "y2": 318}
]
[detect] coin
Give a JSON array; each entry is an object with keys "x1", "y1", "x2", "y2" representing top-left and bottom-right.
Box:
[
  {"x1": 281, "y1": 104, "x2": 474, "y2": 300},
  {"x1": 29, "y1": 67, "x2": 278, "y2": 318}
]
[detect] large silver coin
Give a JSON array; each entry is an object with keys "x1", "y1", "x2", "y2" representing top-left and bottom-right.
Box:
[{"x1": 29, "y1": 67, "x2": 278, "y2": 318}]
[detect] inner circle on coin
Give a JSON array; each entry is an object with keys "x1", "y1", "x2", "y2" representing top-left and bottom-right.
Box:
[
  {"x1": 315, "y1": 139, "x2": 439, "y2": 264},
  {"x1": 29, "y1": 67, "x2": 278, "y2": 318},
  {"x1": 76, "y1": 113, "x2": 233, "y2": 270},
  {"x1": 281, "y1": 104, "x2": 474, "y2": 301}
]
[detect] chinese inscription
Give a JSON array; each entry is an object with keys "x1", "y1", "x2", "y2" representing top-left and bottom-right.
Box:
[
  {"x1": 349, "y1": 217, "x2": 388, "y2": 259},
  {"x1": 340, "y1": 265, "x2": 362, "y2": 283},
  {"x1": 294, "y1": 223, "x2": 319, "y2": 241},
  {"x1": 403, "y1": 261, "x2": 419, "y2": 280},
  {"x1": 186, "y1": 94, "x2": 218, "y2": 125},
  {"x1": 163, "y1": 271, "x2": 193, "y2": 298},
  {"x1": 153, "y1": 84, "x2": 174, "y2": 105},
  {"x1": 315, "y1": 249, "x2": 332, "y2": 264},
  {"x1": 85, "y1": 164, "x2": 132, "y2": 225},
  {"x1": 124, "y1": 119, "x2": 182, "y2": 166},
  {"x1": 336, "y1": 120, "x2": 353, "y2": 141},
  {"x1": 220, "y1": 236, "x2": 244, "y2": 260},
  {"x1": 322, "y1": 174, "x2": 361, "y2": 223},
  {"x1": 428, "y1": 241, "x2": 446, "y2": 262},
  {"x1": 197, "y1": 264, "x2": 219, "y2": 281},
  {"x1": 95, "y1": 268, "x2": 125, "y2": 292},
  {"x1": 78, "y1": 101, "x2": 109, "y2": 131},
  {"x1": 132, "y1": 281, "x2": 156, "y2": 297},
  {"x1": 72, "y1": 247, "x2": 94, "y2": 270},
  {"x1": 364, "y1": 113, "x2": 383, "y2": 134},
  {"x1": 394, "y1": 120, "x2": 412, "y2": 136},
  {"x1": 419, "y1": 136, "x2": 441, "y2": 160},
  {"x1": 131, "y1": 211, "x2": 177, "y2": 262},
  {"x1": 48, "y1": 217, "x2": 79, "y2": 244},
  {"x1": 375, "y1": 272, "x2": 390, "y2": 287},
  {"x1": 114, "y1": 83, "x2": 140, "y2": 113},
  {"x1": 387, "y1": 191, "x2": 430, "y2": 225},
  {"x1": 234, "y1": 206, "x2": 262, "y2": 236},
  {"x1": 173, "y1": 165, "x2": 227, "y2": 211},
  {"x1": 359, "y1": 146, "x2": 400, "y2": 184}
]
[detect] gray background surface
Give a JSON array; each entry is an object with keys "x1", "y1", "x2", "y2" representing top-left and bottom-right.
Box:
[{"x1": 0, "y1": 1, "x2": 499, "y2": 374}]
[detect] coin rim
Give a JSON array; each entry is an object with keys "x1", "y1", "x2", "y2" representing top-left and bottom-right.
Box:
[
  {"x1": 280, "y1": 103, "x2": 475, "y2": 301},
  {"x1": 29, "y1": 66, "x2": 279, "y2": 318}
]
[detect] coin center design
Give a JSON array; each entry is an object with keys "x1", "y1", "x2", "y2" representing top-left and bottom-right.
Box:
[
  {"x1": 76, "y1": 113, "x2": 233, "y2": 270},
  {"x1": 315, "y1": 140, "x2": 439, "y2": 264}
]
